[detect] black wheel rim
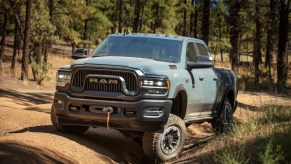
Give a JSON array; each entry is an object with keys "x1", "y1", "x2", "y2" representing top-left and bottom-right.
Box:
[{"x1": 160, "y1": 126, "x2": 181, "y2": 155}]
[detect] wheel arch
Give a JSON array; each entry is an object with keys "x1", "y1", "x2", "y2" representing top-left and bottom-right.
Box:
[
  {"x1": 222, "y1": 87, "x2": 237, "y2": 114},
  {"x1": 170, "y1": 85, "x2": 188, "y2": 119}
]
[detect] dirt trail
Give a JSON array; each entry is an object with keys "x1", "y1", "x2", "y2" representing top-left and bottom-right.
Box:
[
  {"x1": 0, "y1": 88, "x2": 290, "y2": 163},
  {"x1": 0, "y1": 89, "x2": 145, "y2": 163}
]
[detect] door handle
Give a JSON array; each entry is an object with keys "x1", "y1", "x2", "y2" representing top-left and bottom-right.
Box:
[
  {"x1": 199, "y1": 77, "x2": 204, "y2": 81},
  {"x1": 213, "y1": 77, "x2": 218, "y2": 81}
]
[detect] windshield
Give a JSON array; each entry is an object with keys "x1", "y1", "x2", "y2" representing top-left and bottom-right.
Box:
[{"x1": 92, "y1": 36, "x2": 182, "y2": 63}]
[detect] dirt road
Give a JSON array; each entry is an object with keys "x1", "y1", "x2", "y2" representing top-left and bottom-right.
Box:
[{"x1": 0, "y1": 88, "x2": 290, "y2": 163}]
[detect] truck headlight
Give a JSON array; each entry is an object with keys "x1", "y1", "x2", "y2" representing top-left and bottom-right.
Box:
[
  {"x1": 57, "y1": 71, "x2": 71, "y2": 87},
  {"x1": 140, "y1": 78, "x2": 170, "y2": 94}
]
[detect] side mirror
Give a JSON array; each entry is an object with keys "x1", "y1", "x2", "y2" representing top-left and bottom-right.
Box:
[{"x1": 187, "y1": 61, "x2": 213, "y2": 69}]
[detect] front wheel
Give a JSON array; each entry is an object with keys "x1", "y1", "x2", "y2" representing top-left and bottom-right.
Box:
[
  {"x1": 211, "y1": 98, "x2": 233, "y2": 134},
  {"x1": 142, "y1": 114, "x2": 186, "y2": 161}
]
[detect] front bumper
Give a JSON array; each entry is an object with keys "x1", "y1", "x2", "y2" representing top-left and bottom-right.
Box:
[{"x1": 53, "y1": 92, "x2": 172, "y2": 132}]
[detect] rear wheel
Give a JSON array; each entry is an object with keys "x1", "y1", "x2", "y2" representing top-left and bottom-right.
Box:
[
  {"x1": 211, "y1": 98, "x2": 233, "y2": 134},
  {"x1": 51, "y1": 106, "x2": 89, "y2": 134},
  {"x1": 142, "y1": 114, "x2": 186, "y2": 161}
]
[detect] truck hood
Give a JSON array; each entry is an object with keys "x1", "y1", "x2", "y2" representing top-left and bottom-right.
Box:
[{"x1": 71, "y1": 56, "x2": 175, "y2": 75}]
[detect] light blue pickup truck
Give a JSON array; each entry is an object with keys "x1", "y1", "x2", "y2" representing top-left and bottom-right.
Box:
[{"x1": 51, "y1": 33, "x2": 238, "y2": 161}]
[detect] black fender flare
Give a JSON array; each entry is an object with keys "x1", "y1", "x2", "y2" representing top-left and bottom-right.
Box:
[
  {"x1": 214, "y1": 86, "x2": 236, "y2": 118},
  {"x1": 171, "y1": 84, "x2": 188, "y2": 119}
]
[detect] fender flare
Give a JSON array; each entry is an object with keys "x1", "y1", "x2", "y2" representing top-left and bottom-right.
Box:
[
  {"x1": 225, "y1": 87, "x2": 236, "y2": 109},
  {"x1": 217, "y1": 87, "x2": 236, "y2": 115},
  {"x1": 171, "y1": 84, "x2": 188, "y2": 119}
]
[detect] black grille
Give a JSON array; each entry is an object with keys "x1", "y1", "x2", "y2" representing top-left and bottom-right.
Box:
[{"x1": 71, "y1": 68, "x2": 138, "y2": 93}]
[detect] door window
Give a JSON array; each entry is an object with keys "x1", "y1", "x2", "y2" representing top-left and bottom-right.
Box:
[
  {"x1": 186, "y1": 42, "x2": 197, "y2": 62},
  {"x1": 196, "y1": 43, "x2": 209, "y2": 56}
]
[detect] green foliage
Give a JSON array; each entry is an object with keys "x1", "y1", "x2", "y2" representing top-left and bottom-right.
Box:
[
  {"x1": 1, "y1": 0, "x2": 290, "y2": 87},
  {"x1": 215, "y1": 149, "x2": 249, "y2": 164},
  {"x1": 214, "y1": 105, "x2": 291, "y2": 163},
  {"x1": 258, "y1": 140, "x2": 283, "y2": 164},
  {"x1": 31, "y1": 61, "x2": 52, "y2": 85},
  {"x1": 30, "y1": 1, "x2": 56, "y2": 44}
]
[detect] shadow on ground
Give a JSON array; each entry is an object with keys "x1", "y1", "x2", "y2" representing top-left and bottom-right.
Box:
[
  {"x1": 8, "y1": 124, "x2": 215, "y2": 163},
  {"x1": 9, "y1": 125, "x2": 147, "y2": 163},
  {"x1": 0, "y1": 88, "x2": 53, "y2": 106},
  {"x1": 0, "y1": 141, "x2": 76, "y2": 164}
]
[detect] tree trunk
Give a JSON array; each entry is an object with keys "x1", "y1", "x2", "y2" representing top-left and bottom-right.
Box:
[
  {"x1": 7, "y1": 0, "x2": 24, "y2": 40},
  {"x1": 83, "y1": 19, "x2": 88, "y2": 40},
  {"x1": 201, "y1": 0, "x2": 210, "y2": 44},
  {"x1": 0, "y1": 9, "x2": 8, "y2": 76},
  {"x1": 219, "y1": 11, "x2": 223, "y2": 62},
  {"x1": 118, "y1": 0, "x2": 123, "y2": 33},
  {"x1": 229, "y1": 0, "x2": 240, "y2": 73},
  {"x1": 193, "y1": 2, "x2": 198, "y2": 38},
  {"x1": 49, "y1": 0, "x2": 53, "y2": 19},
  {"x1": 265, "y1": 0, "x2": 276, "y2": 84},
  {"x1": 32, "y1": 43, "x2": 42, "y2": 81},
  {"x1": 189, "y1": 0, "x2": 194, "y2": 37},
  {"x1": 71, "y1": 43, "x2": 76, "y2": 54},
  {"x1": 182, "y1": 0, "x2": 187, "y2": 36},
  {"x1": 11, "y1": 17, "x2": 20, "y2": 77},
  {"x1": 254, "y1": 0, "x2": 262, "y2": 87},
  {"x1": 83, "y1": 0, "x2": 89, "y2": 40},
  {"x1": 277, "y1": 0, "x2": 290, "y2": 90},
  {"x1": 139, "y1": 0, "x2": 145, "y2": 32},
  {"x1": 21, "y1": 0, "x2": 32, "y2": 80},
  {"x1": 43, "y1": 39, "x2": 48, "y2": 63},
  {"x1": 153, "y1": 6, "x2": 159, "y2": 33},
  {"x1": 133, "y1": 0, "x2": 141, "y2": 33}
]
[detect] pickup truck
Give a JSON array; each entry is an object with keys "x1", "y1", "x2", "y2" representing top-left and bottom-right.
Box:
[{"x1": 51, "y1": 33, "x2": 238, "y2": 161}]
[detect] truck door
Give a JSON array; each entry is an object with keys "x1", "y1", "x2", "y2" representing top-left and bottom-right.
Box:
[
  {"x1": 195, "y1": 43, "x2": 218, "y2": 116},
  {"x1": 185, "y1": 41, "x2": 204, "y2": 117}
]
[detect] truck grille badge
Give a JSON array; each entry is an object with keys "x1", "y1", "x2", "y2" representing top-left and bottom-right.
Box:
[{"x1": 89, "y1": 78, "x2": 118, "y2": 85}]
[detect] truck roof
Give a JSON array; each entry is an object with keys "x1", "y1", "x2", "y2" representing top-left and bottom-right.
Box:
[{"x1": 109, "y1": 33, "x2": 204, "y2": 43}]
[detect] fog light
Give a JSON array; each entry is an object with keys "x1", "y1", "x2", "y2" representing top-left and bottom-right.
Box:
[
  {"x1": 54, "y1": 99, "x2": 64, "y2": 110},
  {"x1": 144, "y1": 107, "x2": 163, "y2": 117}
]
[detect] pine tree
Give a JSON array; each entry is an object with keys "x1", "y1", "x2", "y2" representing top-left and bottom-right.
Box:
[
  {"x1": 21, "y1": 0, "x2": 32, "y2": 80},
  {"x1": 201, "y1": 0, "x2": 210, "y2": 44},
  {"x1": 229, "y1": 0, "x2": 241, "y2": 72},
  {"x1": 0, "y1": 6, "x2": 8, "y2": 76},
  {"x1": 277, "y1": 0, "x2": 290, "y2": 89}
]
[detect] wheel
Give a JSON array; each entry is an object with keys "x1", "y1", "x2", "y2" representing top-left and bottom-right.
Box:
[
  {"x1": 142, "y1": 114, "x2": 186, "y2": 161},
  {"x1": 211, "y1": 98, "x2": 233, "y2": 134},
  {"x1": 51, "y1": 106, "x2": 89, "y2": 134}
]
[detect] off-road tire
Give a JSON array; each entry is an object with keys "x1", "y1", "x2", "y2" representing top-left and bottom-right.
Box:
[
  {"x1": 211, "y1": 98, "x2": 233, "y2": 134},
  {"x1": 142, "y1": 114, "x2": 186, "y2": 161},
  {"x1": 51, "y1": 106, "x2": 89, "y2": 134}
]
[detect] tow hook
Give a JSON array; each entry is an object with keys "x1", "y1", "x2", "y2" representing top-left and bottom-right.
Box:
[{"x1": 103, "y1": 107, "x2": 113, "y2": 129}]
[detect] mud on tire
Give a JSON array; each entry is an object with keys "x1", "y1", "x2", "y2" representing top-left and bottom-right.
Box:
[
  {"x1": 51, "y1": 106, "x2": 89, "y2": 134},
  {"x1": 142, "y1": 114, "x2": 186, "y2": 161}
]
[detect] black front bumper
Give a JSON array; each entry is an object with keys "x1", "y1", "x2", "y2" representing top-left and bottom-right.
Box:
[{"x1": 53, "y1": 92, "x2": 172, "y2": 132}]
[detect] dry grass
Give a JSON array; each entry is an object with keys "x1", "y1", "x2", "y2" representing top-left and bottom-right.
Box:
[
  {"x1": 1, "y1": 46, "x2": 73, "y2": 90},
  {"x1": 179, "y1": 94, "x2": 291, "y2": 163}
]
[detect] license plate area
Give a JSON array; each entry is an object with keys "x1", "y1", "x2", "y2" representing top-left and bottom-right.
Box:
[{"x1": 86, "y1": 105, "x2": 121, "y2": 114}]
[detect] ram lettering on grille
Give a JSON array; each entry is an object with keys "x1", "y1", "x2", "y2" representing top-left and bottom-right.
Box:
[{"x1": 89, "y1": 78, "x2": 119, "y2": 85}]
